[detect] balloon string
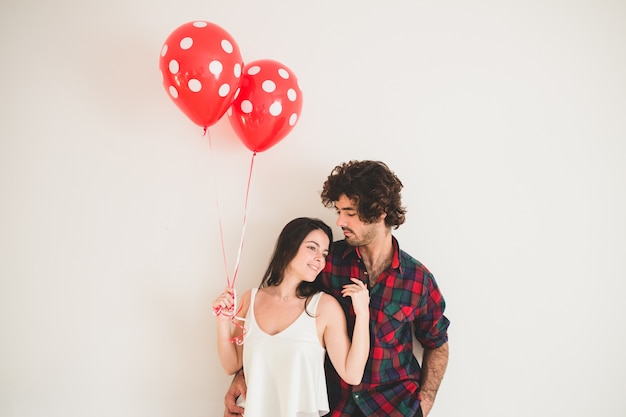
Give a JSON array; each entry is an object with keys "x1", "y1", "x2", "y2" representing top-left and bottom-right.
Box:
[
  {"x1": 207, "y1": 130, "x2": 234, "y2": 287},
  {"x1": 206, "y1": 129, "x2": 257, "y2": 345},
  {"x1": 230, "y1": 303, "x2": 247, "y2": 346},
  {"x1": 227, "y1": 152, "x2": 255, "y2": 345},
  {"x1": 231, "y1": 151, "x2": 256, "y2": 284}
]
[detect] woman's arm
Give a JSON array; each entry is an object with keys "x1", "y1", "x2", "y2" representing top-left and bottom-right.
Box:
[
  {"x1": 322, "y1": 278, "x2": 370, "y2": 385},
  {"x1": 213, "y1": 288, "x2": 249, "y2": 375}
]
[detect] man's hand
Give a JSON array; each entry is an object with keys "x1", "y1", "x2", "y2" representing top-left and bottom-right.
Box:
[
  {"x1": 418, "y1": 342, "x2": 449, "y2": 417},
  {"x1": 224, "y1": 371, "x2": 247, "y2": 416},
  {"x1": 417, "y1": 391, "x2": 434, "y2": 417}
]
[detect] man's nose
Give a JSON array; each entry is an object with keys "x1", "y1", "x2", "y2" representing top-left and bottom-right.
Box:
[{"x1": 336, "y1": 214, "x2": 345, "y2": 227}]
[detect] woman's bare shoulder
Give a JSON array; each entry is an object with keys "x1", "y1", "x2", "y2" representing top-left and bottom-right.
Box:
[
  {"x1": 318, "y1": 292, "x2": 342, "y2": 312},
  {"x1": 237, "y1": 288, "x2": 254, "y2": 315},
  {"x1": 240, "y1": 288, "x2": 253, "y2": 300}
]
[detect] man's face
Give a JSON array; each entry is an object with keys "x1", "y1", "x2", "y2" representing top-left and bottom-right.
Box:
[{"x1": 334, "y1": 194, "x2": 384, "y2": 247}]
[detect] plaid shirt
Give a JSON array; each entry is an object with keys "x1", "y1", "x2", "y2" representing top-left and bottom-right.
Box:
[{"x1": 319, "y1": 237, "x2": 449, "y2": 417}]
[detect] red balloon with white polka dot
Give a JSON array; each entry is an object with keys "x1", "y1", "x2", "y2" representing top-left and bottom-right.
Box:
[
  {"x1": 228, "y1": 59, "x2": 303, "y2": 153},
  {"x1": 159, "y1": 21, "x2": 243, "y2": 129}
]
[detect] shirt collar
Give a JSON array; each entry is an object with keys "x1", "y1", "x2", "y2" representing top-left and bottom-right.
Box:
[{"x1": 341, "y1": 236, "x2": 402, "y2": 272}]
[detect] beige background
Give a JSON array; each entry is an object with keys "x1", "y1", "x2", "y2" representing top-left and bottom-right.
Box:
[{"x1": 1, "y1": 1, "x2": 625, "y2": 416}]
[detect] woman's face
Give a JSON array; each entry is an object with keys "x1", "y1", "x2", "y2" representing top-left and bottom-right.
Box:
[{"x1": 285, "y1": 229, "x2": 330, "y2": 282}]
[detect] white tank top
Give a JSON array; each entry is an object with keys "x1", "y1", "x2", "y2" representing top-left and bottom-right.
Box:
[{"x1": 241, "y1": 289, "x2": 329, "y2": 417}]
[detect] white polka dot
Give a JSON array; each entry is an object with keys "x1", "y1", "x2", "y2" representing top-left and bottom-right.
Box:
[
  {"x1": 269, "y1": 102, "x2": 282, "y2": 116},
  {"x1": 209, "y1": 60, "x2": 223, "y2": 75},
  {"x1": 180, "y1": 37, "x2": 193, "y2": 50},
  {"x1": 169, "y1": 85, "x2": 179, "y2": 98},
  {"x1": 193, "y1": 21, "x2": 208, "y2": 28},
  {"x1": 168, "y1": 60, "x2": 179, "y2": 74},
  {"x1": 262, "y1": 80, "x2": 276, "y2": 93},
  {"x1": 161, "y1": 44, "x2": 168, "y2": 57},
  {"x1": 218, "y1": 84, "x2": 230, "y2": 97},
  {"x1": 287, "y1": 88, "x2": 297, "y2": 101},
  {"x1": 278, "y1": 68, "x2": 290, "y2": 79},
  {"x1": 240, "y1": 100, "x2": 253, "y2": 113},
  {"x1": 247, "y1": 66, "x2": 261, "y2": 76},
  {"x1": 234, "y1": 63, "x2": 242, "y2": 78},
  {"x1": 234, "y1": 88, "x2": 240, "y2": 100},
  {"x1": 188, "y1": 79, "x2": 202, "y2": 92},
  {"x1": 289, "y1": 113, "x2": 298, "y2": 126},
  {"x1": 221, "y1": 39, "x2": 234, "y2": 54}
]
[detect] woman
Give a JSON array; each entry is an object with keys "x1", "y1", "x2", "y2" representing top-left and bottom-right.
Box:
[{"x1": 213, "y1": 217, "x2": 370, "y2": 417}]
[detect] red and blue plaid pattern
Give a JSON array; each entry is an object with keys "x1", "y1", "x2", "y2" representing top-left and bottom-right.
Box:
[{"x1": 319, "y1": 237, "x2": 449, "y2": 417}]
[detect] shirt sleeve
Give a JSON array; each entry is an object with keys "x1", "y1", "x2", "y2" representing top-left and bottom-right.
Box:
[{"x1": 413, "y1": 270, "x2": 450, "y2": 349}]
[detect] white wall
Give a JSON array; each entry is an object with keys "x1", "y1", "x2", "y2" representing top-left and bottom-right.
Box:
[{"x1": 1, "y1": 1, "x2": 625, "y2": 416}]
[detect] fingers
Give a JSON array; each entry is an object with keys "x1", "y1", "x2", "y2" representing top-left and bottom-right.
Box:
[
  {"x1": 224, "y1": 376, "x2": 246, "y2": 415},
  {"x1": 213, "y1": 287, "x2": 236, "y2": 315},
  {"x1": 341, "y1": 279, "x2": 370, "y2": 317},
  {"x1": 224, "y1": 395, "x2": 245, "y2": 416},
  {"x1": 214, "y1": 293, "x2": 234, "y2": 308},
  {"x1": 342, "y1": 278, "x2": 367, "y2": 289},
  {"x1": 341, "y1": 278, "x2": 369, "y2": 297},
  {"x1": 350, "y1": 277, "x2": 364, "y2": 285},
  {"x1": 223, "y1": 407, "x2": 243, "y2": 417}
]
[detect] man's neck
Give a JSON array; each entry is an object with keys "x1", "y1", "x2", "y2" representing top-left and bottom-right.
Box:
[{"x1": 358, "y1": 229, "x2": 394, "y2": 285}]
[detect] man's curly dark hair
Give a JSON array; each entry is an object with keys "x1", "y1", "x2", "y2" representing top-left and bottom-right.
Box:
[{"x1": 320, "y1": 160, "x2": 406, "y2": 229}]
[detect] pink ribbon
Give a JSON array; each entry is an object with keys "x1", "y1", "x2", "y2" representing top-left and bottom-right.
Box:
[{"x1": 206, "y1": 129, "x2": 255, "y2": 344}]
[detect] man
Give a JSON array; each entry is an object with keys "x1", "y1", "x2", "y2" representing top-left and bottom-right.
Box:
[{"x1": 224, "y1": 160, "x2": 450, "y2": 417}]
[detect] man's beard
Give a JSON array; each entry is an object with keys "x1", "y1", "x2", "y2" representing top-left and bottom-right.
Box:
[{"x1": 344, "y1": 225, "x2": 376, "y2": 247}]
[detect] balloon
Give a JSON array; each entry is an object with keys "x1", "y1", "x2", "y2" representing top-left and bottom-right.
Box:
[
  {"x1": 159, "y1": 21, "x2": 243, "y2": 129},
  {"x1": 228, "y1": 59, "x2": 303, "y2": 153}
]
